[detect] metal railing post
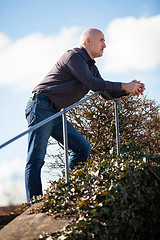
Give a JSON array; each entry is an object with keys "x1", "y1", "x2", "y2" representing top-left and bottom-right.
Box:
[
  {"x1": 62, "y1": 109, "x2": 69, "y2": 183},
  {"x1": 114, "y1": 99, "x2": 120, "y2": 155}
]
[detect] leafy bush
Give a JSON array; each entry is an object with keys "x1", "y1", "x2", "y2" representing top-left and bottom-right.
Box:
[
  {"x1": 46, "y1": 94, "x2": 160, "y2": 176},
  {"x1": 68, "y1": 94, "x2": 160, "y2": 156},
  {"x1": 34, "y1": 147, "x2": 160, "y2": 240},
  {"x1": 37, "y1": 94, "x2": 160, "y2": 239}
]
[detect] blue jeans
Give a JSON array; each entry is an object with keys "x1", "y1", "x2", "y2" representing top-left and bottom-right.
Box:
[{"x1": 25, "y1": 93, "x2": 91, "y2": 201}]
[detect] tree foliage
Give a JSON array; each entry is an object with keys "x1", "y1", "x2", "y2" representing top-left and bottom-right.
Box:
[
  {"x1": 47, "y1": 94, "x2": 160, "y2": 173},
  {"x1": 68, "y1": 94, "x2": 159, "y2": 156}
]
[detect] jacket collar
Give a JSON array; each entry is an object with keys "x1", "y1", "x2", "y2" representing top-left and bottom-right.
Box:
[{"x1": 73, "y1": 47, "x2": 96, "y2": 65}]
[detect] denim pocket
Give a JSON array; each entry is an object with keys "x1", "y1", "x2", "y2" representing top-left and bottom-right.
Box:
[
  {"x1": 36, "y1": 98, "x2": 52, "y2": 109},
  {"x1": 25, "y1": 99, "x2": 36, "y2": 126}
]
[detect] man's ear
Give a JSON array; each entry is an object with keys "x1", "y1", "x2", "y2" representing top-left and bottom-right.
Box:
[{"x1": 86, "y1": 37, "x2": 91, "y2": 45}]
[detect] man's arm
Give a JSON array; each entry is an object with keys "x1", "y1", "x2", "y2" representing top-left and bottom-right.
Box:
[
  {"x1": 102, "y1": 80, "x2": 145, "y2": 99},
  {"x1": 67, "y1": 53, "x2": 145, "y2": 96},
  {"x1": 94, "y1": 66, "x2": 145, "y2": 98},
  {"x1": 67, "y1": 53, "x2": 122, "y2": 92}
]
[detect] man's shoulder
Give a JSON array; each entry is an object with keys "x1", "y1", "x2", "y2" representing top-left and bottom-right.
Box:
[
  {"x1": 66, "y1": 47, "x2": 86, "y2": 58},
  {"x1": 72, "y1": 47, "x2": 90, "y2": 60},
  {"x1": 59, "y1": 47, "x2": 79, "y2": 61},
  {"x1": 68, "y1": 47, "x2": 91, "y2": 63},
  {"x1": 58, "y1": 47, "x2": 91, "y2": 65}
]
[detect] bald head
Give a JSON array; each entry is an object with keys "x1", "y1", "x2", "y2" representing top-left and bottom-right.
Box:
[
  {"x1": 79, "y1": 28, "x2": 106, "y2": 59},
  {"x1": 79, "y1": 28, "x2": 103, "y2": 47}
]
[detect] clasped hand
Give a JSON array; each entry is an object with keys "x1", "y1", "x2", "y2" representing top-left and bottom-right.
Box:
[{"x1": 132, "y1": 80, "x2": 145, "y2": 97}]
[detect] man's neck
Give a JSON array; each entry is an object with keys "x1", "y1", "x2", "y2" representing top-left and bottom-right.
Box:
[{"x1": 82, "y1": 45, "x2": 94, "y2": 60}]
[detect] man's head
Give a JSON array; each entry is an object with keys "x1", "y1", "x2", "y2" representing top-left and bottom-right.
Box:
[{"x1": 80, "y1": 28, "x2": 106, "y2": 59}]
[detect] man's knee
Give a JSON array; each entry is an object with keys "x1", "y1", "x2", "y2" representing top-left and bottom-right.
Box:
[{"x1": 79, "y1": 141, "x2": 91, "y2": 161}]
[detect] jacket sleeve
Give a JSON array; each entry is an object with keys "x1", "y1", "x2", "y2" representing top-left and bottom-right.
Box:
[
  {"x1": 91, "y1": 63, "x2": 129, "y2": 99},
  {"x1": 67, "y1": 53, "x2": 122, "y2": 93},
  {"x1": 101, "y1": 90, "x2": 129, "y2": 99}
]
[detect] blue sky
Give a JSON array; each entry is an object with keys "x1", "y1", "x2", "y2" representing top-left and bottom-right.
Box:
[{"x1": 0, "y1": 0, "x2": 160, "y2": 206}]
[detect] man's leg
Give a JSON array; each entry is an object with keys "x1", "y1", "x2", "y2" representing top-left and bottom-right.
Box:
[
  {"x1": 25, "y1": 94, "x2": 59, "y2": 201},
  {"x1": 25, "y1": 127, "x2": 50, "y2": 201},
  {"x1": 51, "y1": 120, "x2": 91, "y2": 170}
]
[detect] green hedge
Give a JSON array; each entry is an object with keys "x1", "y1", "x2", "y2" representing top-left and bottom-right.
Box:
[{"x1": 34, "y1": 148, "x2": 160, "y2": 240}]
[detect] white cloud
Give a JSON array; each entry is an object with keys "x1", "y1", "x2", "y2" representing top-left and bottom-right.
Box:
[
  {"x1": 0, "y1": 158, "x2": 25, "y2": 181},
  {"x1": 0, "y1": 155, "x2": 59, "y2": 206},
  {"x1": 0, "y1": 17, "x2": 160, "y2": 89},
  {"x1": 0, "y1": 157, "x2": 26, "y2": 205},
  {"x1": 103, "y1": 15, "x2": 160, "y2": 73},
  {"x1": 0, "y1": 180, "x2": 26, "y2": 206},
  {"x1": 0, "y1": 26, "x2": 82, "y2": 89}
]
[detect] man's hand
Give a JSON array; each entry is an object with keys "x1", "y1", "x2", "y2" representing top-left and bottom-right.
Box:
[{"x1": 122, "y1": 80, "x2": 145, "y2": 97}]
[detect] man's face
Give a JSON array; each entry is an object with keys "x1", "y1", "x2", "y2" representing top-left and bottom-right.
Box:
[{"x1": 90, "y1": 31, "x2": 106, "y2": 59}]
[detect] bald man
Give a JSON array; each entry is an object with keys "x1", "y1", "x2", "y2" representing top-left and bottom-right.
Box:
[{"x1": 25, "y1": 28, "x2": 145, "y2": 201}]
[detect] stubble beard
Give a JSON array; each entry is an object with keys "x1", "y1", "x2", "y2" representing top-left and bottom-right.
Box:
[{"x1": 91, "y1": 50, "x2": 102, "y2": 59}]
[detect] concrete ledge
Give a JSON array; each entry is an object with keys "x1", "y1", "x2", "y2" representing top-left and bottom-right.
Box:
[{"x1": 0, "y1": 202, "x2": 71, "y2": 240}]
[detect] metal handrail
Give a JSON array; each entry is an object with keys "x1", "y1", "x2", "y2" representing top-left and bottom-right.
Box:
[{"x1": 0, "y1": 91, "x2": 120, "y2": 182}]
